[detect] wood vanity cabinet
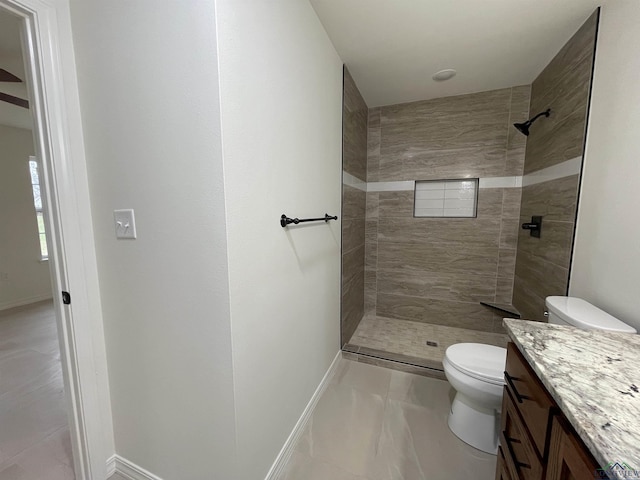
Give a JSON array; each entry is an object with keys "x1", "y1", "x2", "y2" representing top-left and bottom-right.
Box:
[{"x1": 497, "y1": 343, "x2": 605, "y2": 480}]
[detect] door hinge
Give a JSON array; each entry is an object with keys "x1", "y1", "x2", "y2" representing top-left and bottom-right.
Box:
[{"x1": 62, "y1": 291, "x2": 71, "y2": 305}]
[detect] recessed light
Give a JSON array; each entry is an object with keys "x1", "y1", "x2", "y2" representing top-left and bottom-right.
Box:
[{"x1": 432, "y1": 69, "x2": 457, "y2": 82}]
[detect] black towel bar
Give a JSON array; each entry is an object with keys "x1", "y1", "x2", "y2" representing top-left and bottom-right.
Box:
[{"x1": 280, "y1": 213, "x2": 337, "y2": 228}]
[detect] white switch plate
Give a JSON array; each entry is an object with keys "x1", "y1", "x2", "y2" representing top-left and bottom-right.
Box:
[{"x1": 114, "y1": 209, "x2": 137, "y2": 239}]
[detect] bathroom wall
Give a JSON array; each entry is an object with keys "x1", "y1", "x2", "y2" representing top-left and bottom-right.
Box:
[
  {"x1": 342, "y1": 68, "x2": 368, "y2": 344},
  {"x1": 216, "y1": 0, "x2": 343, "y2": 477},
  {"x1": 365, "y1": 86, "x2": 529, "y2": 333},
  {"x1": 513, "y1": 11, "x2": 598, "y2": 321},
  {"x1": 571, "y1": 0, "x2": 640, "y2": 331},
  {"x1": 71, "y1": 1, "x2": 237, "y2": 477}
]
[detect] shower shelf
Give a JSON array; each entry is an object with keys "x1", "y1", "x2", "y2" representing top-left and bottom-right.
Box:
[{"x1": 480, "y1": 302, "x2": 521, "y2": 318}]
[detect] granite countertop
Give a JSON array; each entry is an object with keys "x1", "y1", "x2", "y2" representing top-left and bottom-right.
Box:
[{"x1": 503, "y1": 318, "x2": 640, "y2": 479}]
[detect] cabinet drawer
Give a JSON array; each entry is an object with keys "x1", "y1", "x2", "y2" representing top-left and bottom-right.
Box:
[
  {"x1": 500, "y1": 387, "x2": 543, "y2": 480},
  {"x1": 496, "y1": 446, "x2": 513, "y2": 480},
  {"x1": 505, "y1": 343, "x2": 555, "y2": 459}
]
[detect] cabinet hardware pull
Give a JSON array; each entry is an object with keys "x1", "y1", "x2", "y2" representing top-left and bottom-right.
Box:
[
  {"x1": 503, "y1": 432, "x2": 532, "y2": 470},
  {"x1": 504, "y1": 371, "x2": 532, "y2": 403}
]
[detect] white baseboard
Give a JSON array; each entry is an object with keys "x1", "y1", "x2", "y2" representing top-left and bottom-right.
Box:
[
  {"x1": 0, "y1": 294, "x2": 53, "y2": 311},
  {"x1": 105, "y1": 351, "x2": 342, "y2": 480},
  {"x1": 106, "y1": 454, "x2": 164, "y2": 480},
  {"x1": 263, "y1": 350, "x2": 343, "y2": 480}
]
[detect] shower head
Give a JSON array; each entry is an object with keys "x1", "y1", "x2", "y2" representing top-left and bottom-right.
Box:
[{"x1": 513, "y1": 108, "x2": 551, "y2": 136}]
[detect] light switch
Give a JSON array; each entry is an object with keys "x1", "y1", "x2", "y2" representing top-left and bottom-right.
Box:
[{"x1": 114, "y1": 209, "x2": 137, "y2": 239}]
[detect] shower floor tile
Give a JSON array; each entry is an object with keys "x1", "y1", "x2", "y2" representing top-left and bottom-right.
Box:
[{"x1": 347, "y1": 315, "x2": 509, "y2": 371}]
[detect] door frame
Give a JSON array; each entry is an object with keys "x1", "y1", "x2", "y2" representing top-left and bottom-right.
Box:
[{"x1": 0, "y1": 0, "x2": 113, "y2": 478}]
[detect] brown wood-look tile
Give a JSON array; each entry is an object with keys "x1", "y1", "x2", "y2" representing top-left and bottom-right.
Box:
[
  {"x1": 366, "y1": 192, "x2": 379, "y2": 219},
  {"x1": 497, "y1": 248, "x2": 517, "y2": 278},
  {"x1": 342, "y1": 218, "x2": 365, "y2": 256},
  {"x1": 376, "y1": 269, "x2": 497, "y2": 303},
  {"x1": 377, "y1": 217, "x2": 500, "y2": 246},
  {"x1": 364, "y1": 288, "x2": 376, "y2": 314},
  {"x1": 364, "y1": 219, "x2": 378, "y2": 245},
  {"x1": 505, "y1": 142, "x2": 526, "y2": 177},
  {"x1": 377, "y1": 241, "x2": 499, "y2": 276},
  {"x1": 519, "y1": 175, "x2": 580, "y2": 222},
  {"x1": 513, "y1": 250, "x2": 569, "y2": 312},
  {"x1": 495, "y1": 276, "x2": 515, "y2": 304},
  {"x1": 342, "y1": 272, "x2": 365, "y2": 343},
  {"x1": 342, "y1": 68, "x2": 368, "y2": 180},
  {"x1": 517, "y1": 218, "x2": 574, "y2": 269},
  {"x1": 501, "y1": 188, "x2": 522, "y2": 219},
  {"x1": 500, "y1": 217, "x2": 520, "y2": 249},
  {"x1": 377, "y1": 89, "x2": 511, "y2": 180},
  {"x1": 400, "y1": 146, "x2": 508, "y2": 181},
  {"x1": 367, "y1": 108, "x2": 381, "y2": 182},
  {"x1": 342, "y1": 244, "x2": 365, "y2": 286},
  {"x1": 506, "y1": 86, "x2": 531, "y2": 176},
  {"x1": 524, "y1": 108, "x2": 586, "y2": 173},
  {"x1": 532, "y1": 10, "x2": 598, "y2": 103},
  {"x1": 530, "y1": 67, "x2": 590, "y2": 141},
  {"x1": 364, "y1": 240, "x2": 377, "y2": 270},
  {"x1": 376, "y1": 293, "x2": 498, "y2": 332},
  {"x1": 378, "y1": 191, "x2": 414, "y2": 217},
  {"x1": 477, "y1": 187, "x2": 505, "y2": 216},
  {"x1": 342, "y1": 185, "x2": 366, "y2": 220},
  {"x1": 512, "y1": 276, "x2": 547, "y2": 321}
]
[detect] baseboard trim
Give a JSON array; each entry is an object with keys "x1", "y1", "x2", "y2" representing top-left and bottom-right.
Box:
[
  {"x1": 263, "y1": 350, "x2": 342, "y2": 480},
  {"x1": 0, "y1": 294, "x2": 53, "y2": 312},
  {"x1": 107, "y1": 454, "x2": 164, "y2": 480}
]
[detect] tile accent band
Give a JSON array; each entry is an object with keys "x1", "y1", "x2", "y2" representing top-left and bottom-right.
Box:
[
  {"x1": 341, "y1": 157, "x2": 582, "y2": 193},
  {"x1": 342, "y1": 171, "x2": 367, "y2": 191}
]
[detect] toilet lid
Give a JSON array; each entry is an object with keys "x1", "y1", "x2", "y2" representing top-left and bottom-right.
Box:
[{"x1": 445, "y1": 343, "x2": 507, "y2": 385}]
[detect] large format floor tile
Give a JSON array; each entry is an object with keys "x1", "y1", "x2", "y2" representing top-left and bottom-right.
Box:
[
  {"x1": 0, "y1": 301, "x2": 74, "y2": 479},
  {"x1": 279, "y1": 358, "x2": 496, "y2": 480}
]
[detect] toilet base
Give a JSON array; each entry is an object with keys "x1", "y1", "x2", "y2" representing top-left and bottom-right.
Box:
[{"x1": 448, "y1": 391, "x2": 500, "y2": 455}]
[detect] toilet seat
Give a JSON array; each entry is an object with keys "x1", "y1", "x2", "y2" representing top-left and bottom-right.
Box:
[{"x1": 445, "y1": 343, "x2": 506, "y2": 386}]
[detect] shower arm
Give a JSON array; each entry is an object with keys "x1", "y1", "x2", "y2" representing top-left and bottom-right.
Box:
[{"x1": 528, "y1": 109, "x2": 551, "y2": 124}]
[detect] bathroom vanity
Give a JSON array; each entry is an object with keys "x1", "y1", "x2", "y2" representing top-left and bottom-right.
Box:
[{"x1": 498, "y1": 319, "x2": 640, "y2": 480}]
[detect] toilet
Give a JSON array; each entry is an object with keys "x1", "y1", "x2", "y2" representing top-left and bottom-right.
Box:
[
  {"x1": 443, "y1": 343, "x2": 506, "y2": 454},
  {"x1": 545, "y1": 296, "x2": 637, "y2": 333},
  {"x1": 443, "y1": 296, "x2": 636, "y2": 455}
]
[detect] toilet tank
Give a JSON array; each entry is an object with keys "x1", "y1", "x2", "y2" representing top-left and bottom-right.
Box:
[{"x1": 545, "y1": 296, "x2": 637, "y2": 333}]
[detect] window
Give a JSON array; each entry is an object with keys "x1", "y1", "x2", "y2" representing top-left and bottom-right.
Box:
[
  {"x1": 28, "y1": 157, "x2": 48, "y2": 260},
  {"x1": 414, "y1": 179, "x2": 479, "y2": 218}
]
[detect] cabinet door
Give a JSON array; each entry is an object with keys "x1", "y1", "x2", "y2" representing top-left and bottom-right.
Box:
[
  {"x1": 546, "y1": 416, "x2": 603, "y2": 480},
  {"x1": 496, "y1": 447, "x2": 513, "y2": 480}
]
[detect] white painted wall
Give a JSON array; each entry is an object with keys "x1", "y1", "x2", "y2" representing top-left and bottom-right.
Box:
[
  {"x1": 0, "y1": 125, "x2": 52, "y2": 310},
  {"x1": 215, "y1": 0, "x2": 343, "y2": 478},
  {"x1": 571, "y1": 0, "x2": 640, "y2": 330},
  {"x1": 69, "y1": 2, "x2": 237, "y2": 479}
]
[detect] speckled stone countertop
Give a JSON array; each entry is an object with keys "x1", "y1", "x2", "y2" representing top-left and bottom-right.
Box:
[{"x1": 503, "y1": 319, "x2": 640, "y2": 479}]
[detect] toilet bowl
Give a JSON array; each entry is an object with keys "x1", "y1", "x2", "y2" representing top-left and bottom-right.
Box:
[{"x1": 443, "y1": 343, "x2": 506, "y2": 454}]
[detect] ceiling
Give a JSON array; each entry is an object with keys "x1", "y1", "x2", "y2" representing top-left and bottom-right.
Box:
[
  {"x1": 310, "y1": 0, "x2": 603, "y2": 107},
  {"x1": 0, "y1": 9, "x2": 31, "y2": 130}
]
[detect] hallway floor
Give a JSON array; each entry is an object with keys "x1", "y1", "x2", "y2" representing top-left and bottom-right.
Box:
[
  {"x1": 0, "y1": 301, "x2": 75, "y2": 480},
  {"x1": 347, "y1": 315, "x2": 508, "y2": 371},
  {"x1": 278, "y1": 358, "x2": 497, "y2": 480}
]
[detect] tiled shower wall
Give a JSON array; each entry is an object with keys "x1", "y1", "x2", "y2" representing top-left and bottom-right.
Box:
[
  {"x1": 364, "y1": 86, "x2": 530, "y2": 333},
  {"x1": 341, "y1": 68, "x2": 367, "y2": 343},
  {"x1": 513, "y1": 11, "x2": 599, "y2": 321}
]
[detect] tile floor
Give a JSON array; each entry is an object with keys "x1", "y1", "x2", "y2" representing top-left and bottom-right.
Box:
[
  {"x1": 0, "y1": 300, "x2": 75, "y2": 480},
  {"x1": 348, "y1": 315, "x2": 508, "y2": 370},
  {"x1": 278, "y1": 357, "x2": 497, "y2": 480}
]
